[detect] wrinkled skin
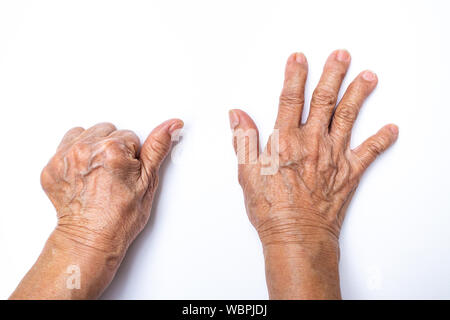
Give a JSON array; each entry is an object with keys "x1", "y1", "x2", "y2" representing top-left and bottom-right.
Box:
[
  {"x1": 11, "y1": 119, "x2": 183, "y2": 299},
  {"x1": 42, "y1": 124, "x2": 156, "y2": 257},
  {"x1": 229, "y1": 50, "x2": 398, "y2": 299}
]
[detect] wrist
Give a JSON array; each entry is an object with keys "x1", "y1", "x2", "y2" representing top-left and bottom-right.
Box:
[
  {"x1": 259, "y1": 221, "x2": 341, "y2": 280},
  {"x1": 255, "y1": 214, "x2": 341, "y2": 299},
  {"x1": 48, "y1": 229, "x2": 124, "y2": 298},
  {"x1": 10, "y1": 229, "x2": 124, "y2": 299},
  {"x1": 50, "y1": 227, "x2": 125, "y2": 275},
  {"x1": 256, "y1": 214, "x2": 340, "y2": 250},
  {"x1": 262, "y1": 241, "x2": 341, "y2": 299}
]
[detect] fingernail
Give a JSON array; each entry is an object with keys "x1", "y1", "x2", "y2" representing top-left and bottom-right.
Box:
[
  {"x1": 389, "y1": 124, "x2": 399, "y2": 137},
  {"x1": 362, "y1": 70, "x2": 377, "y2": 82},
  {"x1": 295, "y1": 52, "x2": 306, "y2": 64},
  {"x1": 288, "y1": 53, "x2": 296, "y2": 63},
  {"x1": 229, "y1": 110, "x2": 239, "y2": 129},
  {"x1": 168, "y1": 120, "x2": 184, "y2": 136},
  {"x1": 336, "y1": 49, "x2": 350, "y2": 62}
]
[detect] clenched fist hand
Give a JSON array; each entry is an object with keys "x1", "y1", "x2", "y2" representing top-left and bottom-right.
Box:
[
  {"x1": 11, "y1": 119, "x2": 183, "y2": 299},
  {"x1": 229, "y1": 50, "x2": 398, "y2": 299}
]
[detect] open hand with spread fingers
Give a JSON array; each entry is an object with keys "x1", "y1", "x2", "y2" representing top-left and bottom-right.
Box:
[{"x1": 229, "y1": 50, "x2": 398, "y2": 299}]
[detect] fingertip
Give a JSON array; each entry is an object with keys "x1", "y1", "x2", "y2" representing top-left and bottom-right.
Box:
[
  {"x1": 286, "y1": 52, "x2": 308, "y2": 70},
  {"x1": 329, "y1": 49, "x2": 351, "y2": 64},
  {"x1": 65, "y1": 126, "x2": 85, "y2": 137},
  {"x1": 229, "y1": 109, "x2": 260, "y2": 164},
  {"x1": 386, "y1": 123, "x2": 399, "y2": 140},
  {"x1": 93, "y1": 122, "x2": 117, "y2": 131},
  {"x1": 290, "y1": 52, "x2": 307, "y2": 65},
  {"x1": 321, "y1": 49, "x2": 351, "y2": 75},
  {"x1": 229, "y1": 109, "x2": 240, "y2": 129},
  {"x1": 287, "y1": 52, "x2": 296, "y2": 63},
  {"x1": 168, "y1": 119, "x2": 184, "y2": 137},
  {"x1": 361, "y1": 70, "x2": 378, "y2": 84},
  {"x1": 152, "y1": 118, "x2": 183, "y2": 135},
  {"x1": 295, "y1": 52, "x2": 307, "y2": 65},
  {"x1": 229, "y1": 109, "x2": 257, "y2": 131},
  {"x1": 141, "y1": 119, "x2": 182, "y2": 176}
]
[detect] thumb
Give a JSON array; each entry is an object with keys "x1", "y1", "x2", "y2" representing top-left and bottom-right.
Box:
[
  {"x1": 140, "y1": 118, "x2": 184, "y2": 181},
  {"x1": 229, "y1": 109, "x2": 260, "y2": 183}
]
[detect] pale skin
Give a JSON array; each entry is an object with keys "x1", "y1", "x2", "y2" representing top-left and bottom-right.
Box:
[
  {"x1": 10, "y1": 119, "x2": 183, "y2": 299},
  {"x1": 229, "y1": 49, "x2": 398, "y2": 299}
]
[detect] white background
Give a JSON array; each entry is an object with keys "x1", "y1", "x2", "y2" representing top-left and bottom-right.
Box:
[{"x1": 0, "y1": 0, "x2": 449, "y2": 299}]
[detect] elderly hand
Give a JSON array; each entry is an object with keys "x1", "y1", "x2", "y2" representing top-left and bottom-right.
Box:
[
  {"x1": 11, "y1": 119, "x2": 183, "y2": 299},
  {"x1": 229, "y1": 50, "x2": 398, "y2": 299}
]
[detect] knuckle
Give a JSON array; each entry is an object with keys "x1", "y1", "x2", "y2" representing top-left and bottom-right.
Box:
[
  {"x1": 70, "y1": 126, "x2": 84, "y2": 133},
  {"x1": 64, "y1": 126, "x2": 83, "y2": 137},
  {"x1": 150, "y1": 137, "x2": 169, "y2": 156},
  {"x1": 122, "y1": 131, "x2": 140, "y2": 152},
  {"x1": 367, "y1": 139, "x2": 385, "y2": 156},
  {"x1": 123, "y1": 130, "x2": 139, "y2": 141},
  {"x1": 46, "y1": 155, "x2": 64, "y2": 174},
  {"x1": 324, "y1": 64, "x2": 346, "y2": 77},
  {"x1": 72, "y1": 141, "x2": 88, "y2": 153},
  {"x1": 70, "y1": 142, "x2": 90, "y2": 160},
  {"x1": 40, "y1": 166, "x2": 53, "y2": 190},
  {"x1": 40, "y1": 155, "x2": 65, "y2": 190},
  {"x1": 95, "y1": 122, "x2": 116, "y2": 130},
  {"x1": 279, "y1": 93, "x2": 305, "y2": 108},
  {"x1": 335, "y1": 105, "x2": 357, "y2": 124},
  {"x1": 115, "y1": 129, "x2": 137, "y2": 138},
  {"x1": 237, "y1": 168, "x2": 252, "y2": 190},
  {"x1": 107, "y1": 156, "x2": 124, "y2": 168},
  {"x1": 377, "y1": 134, "x2": 390, "y2": 147},
  {"x1": 342, "y1": 99, "x2": 360, "y2": 113},
  {"x1": 238, "y1": 171, "x2": 246, "y2": 187},
  {"x1": 103, "y1": 138, "x2": 122, "y2": 150},
  {"x1": 111, "y1": 130, "x2": 140, "y2": 155},
  {"x1": 103, "y1": 140, "x2": 127, "y2": 165},
  {"x1": 312, "y1": 86, "x2": 337, "y2": 107},
  {"x1": 350, "y1": 80, "x2": 367, "y2": 94}
]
